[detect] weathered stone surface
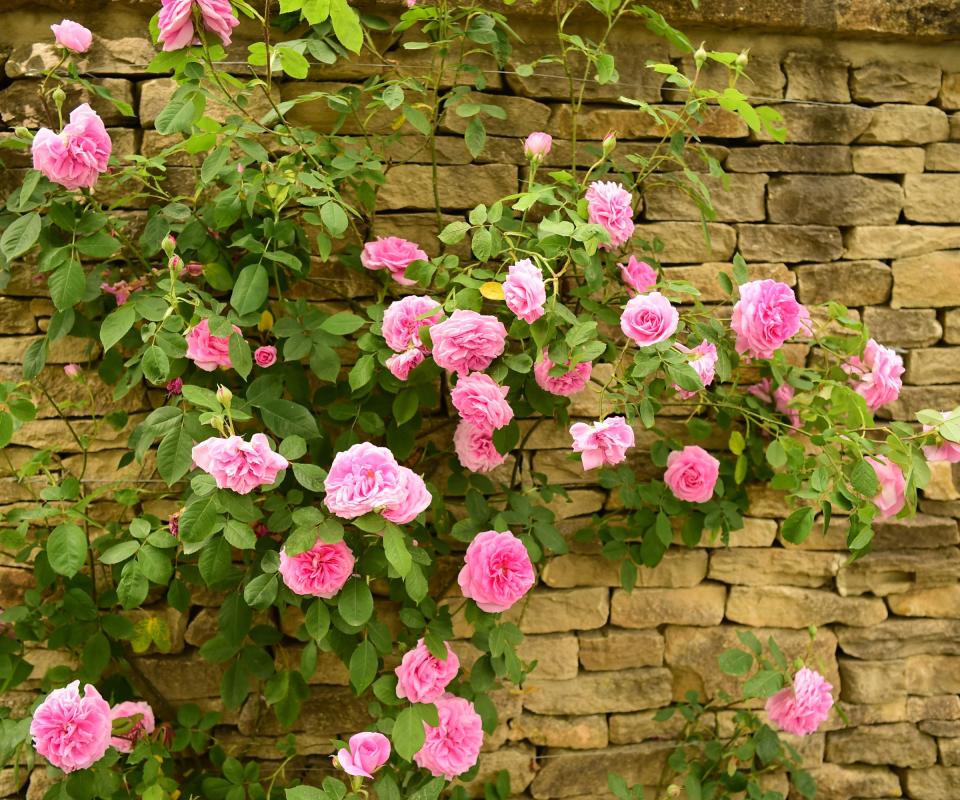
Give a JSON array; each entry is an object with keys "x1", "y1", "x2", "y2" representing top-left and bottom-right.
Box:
[
  {"x1": 846, "y1": 225, "x2": 960, "y2": 259},
  {"x1": 905, "y1": 174, "x2": 960, "y2": 223},
  {"x1": 461, "y1": 745, "x2": 537, "y2": 795},
  {"x1": 826, "y1": 722, "x2": 937, "y2": 767},
  {"x1": 6, "y1": 38, "x2": 157, "y2": 78},
  {"x1": 942, "y1": 73, "x2": 960, "y2": 110},
  {"x1": 905, "y1": 766, "x2": 960, "y2": 799},
  {"x1": 609, "y1": 708, "x2": 689, "y2": 744},
  {"x1": 643, "y1": 174, "x2": 767, "y2": 222},
  {"x1": 505, "y1": 588, "x2": 609, "y2": 635},
  {"x1": 796, "y1": 260, "x2": 892, "y2": 305},
  {"x1": 892, "y1": 251, "x2": 960, "y2": 308},
  {"x1": 549, "y1": 103, "x2": 747, "y2": 140},
  {"x1": 522, "y1": 668, "x2": 672, "y2": 715},
  {"x1": 378, "y1": 164, "x2": 518, "y2": 210},
  {"x1": 851, "y1": 62, "x2": 942, "y2": 104},
  {"x1": 738, "y1": 224, "x2": 843, "y2": 262},
  {"x1": 725, "y1": 144, "x2": 852, "y2": 173},
  {"x1": 632, "y1": 222, "x2": 737, "y2": 263},
  {"x1": 784, "y1": 51, "x2": 850, "y2": 102},
  {"x1": 888, "y1": 584, "x2": 960, "y2": 619},
  {"x1": 838, "y1": 619, "x2": 960, "y2": 660},
  {"x1": 767, "y1": 175, "x2": 903, "y2": 226},
  {"x1": 755, "y1": 103, "x2": 872, "y2": 144},
  {"x1": 530, "y1": 743, "x2": 671, "y2": 798},
  {"x1": 726, "y1": 586, "x2": 887, "y2": 628},
  {"x1": 578, "y1": 629, "x2": 664, "y2": 670},
  {"x1": 908, "y1": 694, "x2": 960, "y2": 722},
  {"x1": 907, "y1": 655, "x2": 960, "y2": 695},
  {"x1": 858, "y1": 104, "x2": 950, "y2": 145},
  {"x1": 508, "y1": 714, "x2": 608, "y2": 750},
  {"x1": 840, "y1": 659, "x2": 907, "y2": 704},
  {"x1": 862, "y1": 307, "x2": 943, "y2": 349},
  {"x1": 838, "y1": 547, "x2": 960, "y2": 595},
  {"x1": 886, "y1": 386, "x2": 960, "y2": 420},
  {"x1": 852, "y1": 145, "x2": 926, "y2": 174},
  {"x1": 925, "y1": 142, "x2": 960, "y2": 171},
  {"x1": 610, "y1": 585, "x2": 726, "y2": 628},
  {"x1": 541, "y1": 550, "x2": 706, "y2": 589},
  {"x1": 941, "y1": 738, "x2": 960, "y2": 767},
  {"x1": 799, "y1": 763, "x2": 901, "y2": 800},
  {"x1": 708, "y1": 548, "x2": 842, "y2": 588},
  {"x1": 946, "y1": 310, "x2": 960, "y2": 344},
  {"x1": 907, "y1": 348, "x2": 960, "y2": 384},
  {"x1": 516, "y1": 635, "x2": 580, "y2": 680},
  {"x1": 662, "y1": 262, "x2": 793, "y2": 302}
]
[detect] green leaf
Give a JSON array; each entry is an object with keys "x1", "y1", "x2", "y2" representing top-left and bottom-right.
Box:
[
  {"x1": 179, "y1": 494, "x2": 220, "y2": 543},
  {"x1": 718, "y1": 648, "x2": 753, "y2": 676},
  {"x1": 766, "y1": 439, "x2": 787, "y2": 468},
  {"x1": 329, "y1": 0, "x2": 362, "y2": 52},
  {"x1": 383, "y1": 525, "x2": 412, "y2": 577},
  {"x1": 393, "y1": 705, "x2": 427, "y2": 761},
  {"x1": 305, "y1": 599, "x2": 330, "y2": 641},
  {"x1": 244, "y1": 573, "x2": 279, "y2": 610},
  {"x1": 349, "y1": 640, "x2": 378, "y2": 693},
  {"x1": 259, "y1": 399, "x2": 319, "y2": 439},
  {"x1": 338, "y1": 579, "x2": 373, "y2": 626},
  {"x1": 0, "y1": 213, "x2": 41, "y2": 261},
  {"x1": 100, "y1": 304, "x2": 137, "y2": 351},
  {"x1": 48, "y1": 260, "x2": 85, "y2": 310},
  {"x1": 229, "y1": 333, "x2": 252, "y2": 380},
  {"x1": 320, "y1": 313, "x2": 365, "y2": 335},
  {"x1": 781, "y1": 506, "x2": 815, "y2": 545},
  {"x1": 743, "y1": 669, "x2": 784, "y2": 699},
  {"x1": 292, "y1": 462, "x2": 326, "y2": 491},
  {"x1": 47, "y1": 522, "x2": 87, "y2": 577},
  {"x1": 157, "y1": 417, "x2": 193, "y2": 485},
  {"x1": 850, "y1": 459, "x2": 879, "y2": 497},
  {"x1": 277, "y1": 45, "x2": 310, "y2": 79},
  {"x1": 349, "y1": 354, "x2": 376, "y2": 391},
  {"x1": 320, "y1": 202, "x2": 349, "y2": 237},
  {"x1": 231, "y1": 264, "x2": 269, "y2": 315},
  {"x1": 141, "y1": 345, "x2": 170, "y2": 384},
  {"x1": 22, "y1": 338, "x2": 47, "y2": 380},
  {"x1": 393, "y1": 390, "x2": 419, "y2": 426},
  {"x1": 117, "y1": 562, "x2": 149, "y2": 609},
  {"x1": 99, "y1": 540, "x2": 140, "y2": 565},
  {"x1": 464, "y1": 116, "x2": 486, "y2": 158}
]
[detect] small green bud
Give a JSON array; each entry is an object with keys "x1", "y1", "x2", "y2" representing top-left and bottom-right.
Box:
[
  {"x1": 14, "y1": 126, "x2": 31, "y2": 140},
  {"x1": 736, "y1": 49, "x2": 749, "y2": 68},
  {"x1": 601, "y1": 131, "x2": 617, "y2": 156},
  {"x1": 161, "y1": 234, "x2": 177, "y2": 256},
  {"x1": 694, "y1": 45, "x2": 707, "y2": 68},
  {"x1": 51, "y1": 87, "x2": 67, "y2": 110},
  {"x1": 216, "y1": 385, "x2": 233, "y2": 406}
]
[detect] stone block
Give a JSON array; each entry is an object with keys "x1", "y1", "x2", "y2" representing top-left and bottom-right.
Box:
[
  {"x1": 796, "y1": 260, "x2": 892, "y2": 305},
  {"x1": 578, "y1": 629, "x2": 664, "y2": 670},
  {"x1": 784, "y1": 51, "x2": 850, "y2": 102},
  {"x1": 837, "y1": 619, "x2": 960, "y2": 659},
  {"x1": 541, "y1": 550, "x2": 706, "y2": 589},
  {"x1": 461, "y1": 745, "x2": 537, "y2": 796},
  {"x1": 907, "y1": 348, "x2": 960, "y2": 384},
  {"x1": 838, "y1": 548, "x2": 960, "y2": 595},
  {"x1": 871, "y1": 514, "x2": 960, "y2": 549},
  {"x1": 908, "y1": 694, "x2": 960, "y2": 722},
  {"x1": 845, "y1": 224, "x2": 960, "y2": 259},
  {"x1": 925, "y1": 142, "x2": 960, "y2": 171},
  {"x1": 858, "y1": 104, "x2": 950, "y2": 145},
  {"x1": 530, "y1": 743, "x2": 671, "y2": 798},
  {"x1": 707, "y1": 548, "x2": 842, "y2": 588},
  {"x1": 508, "y1": 714, "x2": 608, "y2": 750},
  {"x1": 661, "y1": 262, "x2": 792, "y2": 303},
  {"x1": 941, "y1": 738, "x2": 960, "y2": 766},
  {"x1": 888, "y1": 584, "x2": 960, "y2": 619},
  {"x1": 725, "y1": 586, "x2": 887, "y2": 627},
  {"x1": 862, "y1": 307, "x2": 942, "y2": 349},
  {"x1": 755, "y1": 103, "x2": 872, "y2": 144},
  {"x1": 725, "y1": 144, "x2": 852, "y2": 173},
  {"x1": 738, "y1": 224, "x2": 843, "y2": 262},
  {"x1": 826, "y1": 722, "x2": 937, "y2": 767},
  {"x1": 887, "y1": 386, "x2": 960, "y2": 420},
  {"x1": 633, "y1": 222, "x2": 738, "y2": 263},
  {"x1": 839, "y1": 658, "x2": 907, "y2": 704},
  {"x1": 642, "y1": 174, "x2": 768, "y2": 222},
  {"x1": 946, "y1": 310, "x2": 960, "y2": 343},
  {"x1": 679, "y1": 54, "x2": 785, "y2": 99},
  {"x1": 549, "y1": 103, "x2": 747, "y2": 140},
  {"x1": 905, "y1": 174, "x2": 960, "y2": 222},
  {"x1": 522, "y1": 668, "x2": 672, "y2": 715},
  {"x1": 800, "y1": 763, "x2": 901, "y2": 800},
  {"x1": 852, "y1": 145, "x2": 926, "y2": 173},
  {"x1": 907, "y1": 655, "x2": 960, "y2": 695},
  {"x1": 516, "y1": 634, "x2": 580, "y2": 680},
  {"x1": 941, "y1": 73, "x2": 960, "y2": 110},
  {"x1": 6, "y1": 38, "x2": 157, "y2": 78},
  {"x1": 767, "y1": 175, "x2": 903, "y2": 226},
  {"x1": 507, "y1": 587, "x2": 609, "y2": 635},
  {"x1": 608, "y1": 708, "x2": 689, "y2": 744},
  {"x1": 377, "y1": 164, "x2": 518, "y2": 211},
  {"x1": 851, "y1": 62, "x2": 942, "y2": 104},
  {"x1": 892, "y1": 251, "x2": 960, "y2": 307},
  {"x1": 904, "y1": 766, "x2": 960, "y2": 799},
  {"x1": 610, "y1": 584, "x2": 727, "y2": 628}
]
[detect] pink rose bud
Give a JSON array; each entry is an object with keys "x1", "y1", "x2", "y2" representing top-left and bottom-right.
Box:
[
  {"x1": 254, "y1": 345, "x2": 277, "y2": 368},
  {"x1": 31, "y1": 104, "x2": 111, "y2": 190},
  {"x1": 523, "y1": 131, "x2": 553, "y2": 160},
  {"x1": 253, "y1": 522, "x2": 270, "y2": 538},
  {"x1": 183, "y1": 261, "x2": 204, "y2": 277},
  {"x1": 664, "y1": 445, "x2": 720, "y2": 504},
  {"x1": 161, "y1": 235, "x2": 177, "y2": 255},
  {"x1": 360, "y1": 236, "x2": 429, "y2": 286},
  {"x1": 168, "y1": 255, "x2": 183, "y2": 272},
  {"x1": 618, "y1": 256, "x2": 657, "y2": 294},
  {"x1": 673, "y1": 341, "x2": 718, "y2": 399},
  {"x1": 766, "y1": 667, "x2": 834, "y2": 736},
  {"x1": 457, "y1": 530, "x2": 535, "y2": 613},
  {"x1": 336, "y1": 732, "x2": 391, "y2": 779},
  {"x1": 51, "y1": 19, "x2": 93, "y2": 53},
  {"x1": 63, "y1": 363, "x2": 81, "y2": 378},
  {"x1": 191, "y1": 434, "x2": 289, "y2": 495},
  {"x1": 585, "y1": 180, "x2": 635, "y2": 250},
  {"x1": 30, "y1": 682, "x2": 112, "y2": 773},
  {"x1": 165, "y1": 377, "x2": 183, "y2": 396},
  {"x1": 866, "y1": 455, "x2": 906, "y2": 520},
  {"x1": 569, "y1": 416, "x2": 635, "y2": 470},
  {"x1": 386, "y1": 348, "x2": 425, "y2": 381},
  {"x1": 279, "y1": 539, "x2": 355, "y2": 597},
  {"x1": 601, "y1": 131, "x2": 617, "y2": 155},
  {"x1": 168, "y1": 512, "x2": 180, "y2": 537},
  {"x1": 405, "y1": 0, "x2": 417, "y2": 7},
  {"x1": 215, "y1": 385, "x2": 232, "y2": 406},
  {"x1": 414, "y1": 695, "x2": 483, "y2": 779},
  {"x1": 236, "y1": 163, "x2": 245, "y2": 174}
]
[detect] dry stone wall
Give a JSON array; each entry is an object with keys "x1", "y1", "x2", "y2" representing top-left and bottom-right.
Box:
[{"x1": 3, "y1": 1, "x2": 960, "y2": 798}]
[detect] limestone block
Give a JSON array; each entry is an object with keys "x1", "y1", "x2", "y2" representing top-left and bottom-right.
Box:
[
  {"x1": 925, "y1": 142, "x2": 960, "y2": 171},
  {"x1": 941, "y1": 73, "x2": 960, "y2": 110},
  {"x1": 784, "y1": 51, "x2": 850, "y2": 102},
  {"x1": 826, "y1": 722, "x2": 937, "y2": 767},
  {"x1": 800, "y1": 763, "x2": 901, "y2": 800},
  {"x1": 522, "y1": 668, "x2": 672, "y2": 715},
  {"x1": 507, "y1": 587, "x2": 609, "y2": 635},
  {"x1": 767, "y1": 175, "x2": 902, "y2": 226},
  {"x1": 906, "y1": 655, "x2": 960, "y2": 695},
  {"x1": 839, "y1": 658, "x2": 907, "y2": 704},
  {"x1": 516, "y1": 634, "x2": 580, "y2": 680},
  {"x1": 904, "y1": 766, "x2": 960, "y2": 799},
  {"x1": 753, "y1": 103, "x2": 872, "y2": 144},
  {"x1": 908, "y1": 694, "x2": 960, "y2": 722},
  {"x1": 530, "y1": 743, "x2": 671, "y2": 798},
  {"x1": 851, "y1": 62, "x2": 942, "y2": 104},
  {"x1": 945, "y1": 310, "x2": 960, "y2": 343},
  {"x1": 541, "y1": 550, "x2": 706, "y2": 589},
  {"x1": 549, "y1": 104, "x2": 747, "y2": 140},
  {"x1": 578, "y1": 629, "x2": 664, "y2": 670},
  {"x1": 837, "y1": 548, "x2": 960, "y2": 595},
  {"x1": 858, "y1": 104, "x2": 950, "y2": 145},
  {"x1": 907, "y1": 348, "x2": 960, "y2": 384},
  {"x1": 725, "y1": 586, "x2": 887, "y2": 627},
  {"x1": 892, "y1": 251, "x2": 960, "y2": 308},
  {"x1": 887, "y1": 387, "x2": 960, "y2": 420},
  {"x1": 610, "y1": 584, "x2": 727, "y2": 628},
  {"x1": 725, "y1": 144, "x2": 852, "y2": 173},
  {"x1": 888, "y1": 584, "x2": 960, "y2": 619},
  {"x1": 707, "y1": 548, "x2": 842, "y2": 588},
  {"x1": 643, "y1": 174, "x2": 768, "y2": 222},
  {"x1": 6, "y1": 38, "x2": 157, "y2": 78},
  {"x1": 0, "y1": 78, "x2": 134, "y2": 127},
  {"x1": 460, "y1": 745, "x2": 537, "y2": 796},
  {"x1": 441, "y1": 92, "x2": 551, "y2": 137},
  {"x1": 837, "y1": 620, "x2": 960, "y2": 659},
  {"x1": 861, "y1": 307, "x2": 942, "y2": 349},
  {"x1": 377, "y1": 164, "x2": 518, "y2": 211},
  {"x1": 508, "y1": 714, "x2": 608, "y2": 749},
  {"x1": 738, "y1": 224, "x2": 843, "y2": 262},
  {"x1": 633, "y1": 222, "x2": 738, "y2": 264},
  {"x1": 795, "y1": 260, "x2": 892, "y2": 305},
  {"x1": 845, "y1": 224, "x2": 960, "y2": 259}
]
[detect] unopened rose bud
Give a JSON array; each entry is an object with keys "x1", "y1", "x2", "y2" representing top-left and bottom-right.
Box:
[
  {"x1": 51, "y1": 87, "x2": 66, "y2": 109},
  {"x1": 216, "y1": 385, "x2": 232, "y2": 406},
  {"x1": 694, "y1": 45, "x2": 707, "y2": 68},
  {"x1": 161, "y1": 235, "x2": 176, "y2": 255},
  {"x1": 523, "y1": 131, "x2": 553, "y2": 161},
  {"x1": 601, "y1": 131, "x2": 617, "y2": 156},
  {"x1": 14, "y1": 126, "x2": 31, "y2": 140},
  {"x1": 667, "y1": 785, "x2": 681, "y2": 798},
  {"x1": 63, "y1": 363, "x2": 81, "y2": 378},
  {"x1": 236, "y1": 163, "x2": 245, "y2": 174},
  {"x1": 183, "y1": 261, "x2": 203, "y2": 277},
  {"x1": 168, "y1": 255, "x2": 183, "y2": 272},
  {"x1": 736, "y1": 49, "x2": 749, "y2": 68}
]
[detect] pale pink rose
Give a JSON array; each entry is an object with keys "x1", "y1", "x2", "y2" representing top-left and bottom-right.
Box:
[
  {"x1": 619, "y1": 256, "x2": 657, "y2": 294},
  {"x1": 673, "y1": 341, "x2": 718, "y2": 399},
  {"x1": 196, "y1": 0, "x2": 239, "y2": 47},
  {"x1": 386, "y1": 348, "x2": 425, "y2": 381},
  {"x1": 523, "y1": 132, "x2": 552, "y2": 160},
  {"x1": 923, "y1": 416, "x2": 960, "y2": 463},
  {"x1": 585, "y1": 180, "x2": 635, "y2": 250},
  {"x1": 766, "y1": 667, "x2": 834, "y2": 736},
  {"x1": 395, "y1": 639, "x2": 460, "y2": 703},
  {"x1": 382, "y1": 295, "x2": 443, "y2": 353},
  {"x1": 620, "y1": 291, "x2": 679, "y2": 347},
  {"x1": 731, "y1": 280, "x2": 807, "y2": 360},
  {"x1": 361, "y1": 236, "x2": 428, "y2": 286},
  {"x1": 404, "y1": 0, "x2": 417, "y2": 7},
  {"x1": 30, "y1": 681, "x2": 112, "y2": 773},
  {"x1": 323, "y1": 442, "x2": 403, "y2": 519},
  {"x1": 414, "y1": 694, "x2": 483, "y2": 780},
  {"x1": 454, "y1": 421, "x2": 506, "y2": 473},
  {"x1": 533, "y1": 353, "x2": 592, "y2": 397},
  {"x1": 664, "y1": 445, "x2": 720, "y2": 504},
  {"x1": 430, "y1": 310, "x2": 507, "y2": 375},
  {"x1": 866, "y1": 455, "x2": 906, "y2": 520},
  {"x1": 158, "y1": 0, "x2": 239, "y2": 51},
  {"x1": 109, "y1": 701, "x2": 155, "y2": 754},
  {"x1": 569, "y1": 416, "x2": 635, "y2": 470},
  {"x1": 381, "y1": 467, "x2": 432, "y2": 524},
  {"x1": 191, "y1": 433, "x2": 288, "y2": 495},
  {"x1": 503, "y1": 259, "x2": 546, "y2": 323},
  {"x1": 51, "y1": 20, "x2": 93, "y2": 53},
  {"x1": 32, "y1": 103, "x2": 111, "y2": 190},
  {"x1": 254, "y1": 345, "x2": 277, "y2": 368},
  {"x1": 63, "y1": 363, "x2": 81, "y2": 378},
  {"x1": 458, "y1": 530, "x2": 534, "y2": 613},
  {"x1": 336, "y1": 732, "x2": 391, "y2": 779},
  {"x1": 185, "y1": 318, "x2": 241, "y2": 371},
  {"x1": 450, "y1": 373, "x2": 513, "y2": 435},
  {"x1": 844, "y1": 339, "x2": 904, "y2": 412},
  {"x1": 278, "y1": 539, "x2": 354, "y2": 598}
]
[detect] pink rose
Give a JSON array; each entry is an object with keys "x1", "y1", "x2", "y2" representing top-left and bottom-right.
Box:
[
  {"x1": 63, "y1": 363, "x2": 81, "y2": 378},
  {"x1": 664, "y1": 445, "x2": 720, "y2": 504},
  {"x1": 32, "y1": 103, "x2": 111, "y2": 190},
  {"x1": 502, "y1": 258, "x2": 547, "y2": 324},
  {"x1": 101, "y1": 279, "x2": 143, "y2": 306},
  {"x1": 454, "y1": 421, "x2": 506, "y2": 473},
  {"x1": 30, "y1": 681, "x2": 112, "y2": 773},
  {"x1": 158, "y1": 0, "x2": 239, "y2": 51},
  {"x1": 254, "y1": 345, "x2": 277, "y2": 368},
  {"x1": 279, "y1": 539, "x2": 355, "y2": 598},
  {"x1": 731, "y1": 279, "x2": 807, "y2": 360},
  {"x1": 109, "y1": 701, "x2": 155, "y2": 754},
  {"x1": 430, "y1": 310, "x2": 507, "y2": 375},
  {"x1": 457, "y1": 529, "x2": 535, "y2": 613},
  {"x1": 450, "y1": 373, "x2": 513, "y2": 434},
  {"x1": 323, "y1": 442, "x2": 407, "y2": 520},
  {"x1": 844, "y1": 338, "x2": 904, "y2": 412},
  {"x1": 386, "y1": 348, "x2": 425, "y2": 381},
  {"x1": 866, "y1": 455, "x2": 906, "y2": 520},
  {"x1": 523, "y1": 132, "x2": 552, "y2": 160},
  {"x1": 673, "y1": 341, "x2": 718, "y2": 399},
  {"x1": 766, "y1": 667, "x2": 834, "y2": 736},
  {"x1": 381, "y1": 467, "x2": 432, "y2": 525},
  {"x1": 185, "y1": 318, "x2": 242, "y2": 371},
  {"x1": 361, "y1": 236, "x2": 428, "y2": 286},
  {"x1": 191, "y1": 433, "x2": 289, "y2": 495},
  {"x1": 382, "y1": 295, "x2": 443, "y2": 353},
  {"x1": 395, "y1": 639, "x2": 460, "y2": 703},
  {"x1": 414, "y1": 694, "x2": 483, "y2": 780},
  {"x1": 533, "y1": 352, "x2": 592, "y2": 397},
  {"x1": 585, "y1": 180, "x2": 635, "y2": 250},
  {"x1": 569, "y1": 416, "x2": 635, "y2": 470},
  {"x1": 923, "y1": 415, "x2": 960, "y2": 463},
  {"x1": 51, "y1": 20, "x2": 93, "y2": 53},
  {"x1": 336, "y1": 732, "x2": 391, "y2": 779},
  {"x1": 619, "y1": 256, "x2": 657, "y2": 294},
  {"x1": 166, "y1": 377, "x2": 183, "y2": 396},
  {"x1": 748, "y1": 378, "x2": 800, "y2": 427},
  {"x1": 620, "y1": 291, "x2": 679, "y2": 347}
]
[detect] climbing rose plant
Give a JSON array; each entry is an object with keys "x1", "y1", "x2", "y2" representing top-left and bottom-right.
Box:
[{"x1": 0, "y1": 1, "x2": 957, "y2": 799}]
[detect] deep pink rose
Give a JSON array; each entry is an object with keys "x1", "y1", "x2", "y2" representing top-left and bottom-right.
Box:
[
  {"x1": 323, "y1": 442, "x2": 402, "y2": 519},
  {"x1": 254, "y1": 345, "x2": 277, "y2": 368},
  {"x1": 32, "y1": 103, "x2": 111, "y2": 190},
  {"x1": 673, "y1": 341, "x2": 718, "y2": 399},
  {"x1": 386, "y1": 348, "x2": 425, "y2": 381},
  {"x1": 766, "y1": 667, "x2": 834, "y2": 736},
  {"x1": 844, "y1": 338, "x2": 904, "y2": 412},
  {"x1": 450, "y1": 373, "x2": 513, "y2": 435},
  {"x1": 361, "y1": 236, "x2": 428, "y2": 286},
  {"x1": 337, "y1": 732, "x2": 391, "y2": 779},
  {"x1": 523, "y1": 132, "x2": 552, "y2": 160},
  {"x1": 619, "y1": 256, "x2": 657, "y2": 294},
  {"x1": 620, "y1": 291, "x2": 679, "y2": 347},
  {"x1": 382, "y1": 295, "x2": 443, "y2": 353},
  {"x1": 569, "y1": 416, "x2": 635, "y2": 470},
  {"x1": 278, "y1": 539, "x2": 354, "y2": 598},
  {"x1": 731, "y1": 280, "x2": 807, "y2": 360},
  {"x1": 866, "y1": 455, "x2": 906, "y2": 520},
  {"x1": 185, "y1": 318, "x2": 241, "y2": 371},
  {"x1": 534, "y1": 352, "x2": 592, "y2": 397},
  {"x1": 109, "y1": 701, "x2": 155, "y2": 753},
  {"x1": 158, "y1": 0, "x2": 239, "y2": 51},
  {"x1": 414, "y1": 694, "x2": 483, "y2": 780},
  {"x1": 395, "y1": 639, "x2": 460, "y2": 703},
  {"x1": 51, "y1": 20, "x2": 93, "y2": 53},
  {"x1": 454, "y1": 421, "x2": 506, "y2": 473},
  {"x1": 586, "y1": 180, "x2": 635, "y2": 250},
  {"x1": 166, "y1": 377, "x2": 183, "y2": 396},
  {"x1": 923, "y1": 415, "x2": 960, "y2": 463},
  {"x1": 381, "y1": 467, "x2": 432, "y2": 524},
  {"x1": 664, "y1": 445, "x2": 720, "y2": 504},
  {"x1": 503, "y1": 258, "x2": 546, "y2": 323},
  {"x1": 430, "y1": 310, "x2": 507, "y2": 375},
  {"x1": 457, "y1": 529, "x2": 535, "y2": 613},
  {"x1": 30, "y1": 681, "x2": 112, "y2": 773},
  {"x1": 191, "y1": 433, "x2": 288, "y2": 494}
]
